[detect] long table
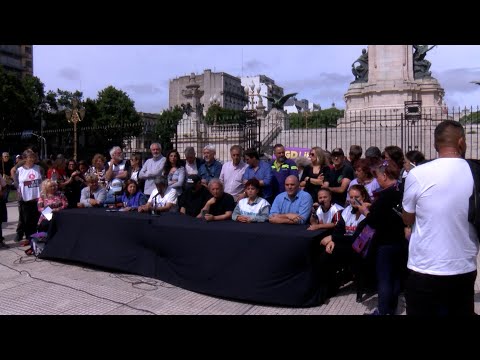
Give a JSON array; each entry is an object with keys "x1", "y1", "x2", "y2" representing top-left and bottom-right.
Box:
[{"x1": 40, "y1": 208, "x2": 324, "y2": 307}]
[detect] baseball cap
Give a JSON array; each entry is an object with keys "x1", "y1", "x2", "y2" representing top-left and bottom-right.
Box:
[
  {"x1": 185, "y1": 174, "x2": 201, "y2": 189},
  {"x1": 331, "y1": 148, "x2": 345, "y2": 157},
  {"x1": 110, "y1": 179, "x2": 123, "y2": 193}
]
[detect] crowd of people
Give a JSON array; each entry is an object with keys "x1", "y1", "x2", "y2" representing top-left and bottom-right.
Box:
[{"x1": 0, "y1": 120, "x2": 478, "y2": 315}]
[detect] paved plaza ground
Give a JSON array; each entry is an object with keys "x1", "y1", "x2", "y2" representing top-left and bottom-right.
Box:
[{"x1": 1, "y1": 200, "x2": 479, "y2": 315}]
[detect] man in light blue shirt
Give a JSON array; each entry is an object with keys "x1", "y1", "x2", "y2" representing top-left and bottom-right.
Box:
[{"x1": 269, "y1": 175, "x2": 313, "y2": 225}]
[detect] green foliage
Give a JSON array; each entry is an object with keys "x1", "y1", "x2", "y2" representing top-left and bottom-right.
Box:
[
  {"x1": 0, "y1": 68, "x2": 45, "y2": 132},
  {"x1": 459, "y1": 111, "x2": 480, "y2": 124},
  {"x1": 288, "y1": 108, "x2": 344, "y2": 129},
  {"x1": 205, "y1": 104, "x2": 247, "y2": 125},
  {"x1": 155, "y1": 106, "x2": 183, "y2": 152}
]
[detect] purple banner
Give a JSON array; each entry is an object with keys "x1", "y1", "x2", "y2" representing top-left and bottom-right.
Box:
[{"x1": 272, "y1": 147, "x2": 310, "y2": 160}]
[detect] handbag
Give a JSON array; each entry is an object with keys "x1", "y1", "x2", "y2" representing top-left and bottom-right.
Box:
[{"x1": 352, "y1": 224, "x2": 375, "y2": 258}]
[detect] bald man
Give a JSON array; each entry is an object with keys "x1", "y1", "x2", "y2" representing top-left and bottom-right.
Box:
[
  {"x1": 269, "y1": 175, "x2": 313, "y2": 225},
  {"x1": 402, "y1": 120, "x2": 479, "y2": 316}
]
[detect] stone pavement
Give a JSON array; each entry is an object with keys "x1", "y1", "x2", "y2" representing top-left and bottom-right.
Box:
[{"x1": 0, "y1": 201, "x2": 479, "y2": 315}]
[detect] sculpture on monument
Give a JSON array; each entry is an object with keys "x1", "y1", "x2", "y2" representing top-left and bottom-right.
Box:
[
  {"x1": 262, "y1": 92, "x2": 298, "y2": 110},
  {"x1": 413, "y1": 45, "x2": 436, "y2": 79},
  {"x1": 181, "y1": 102, "x2": 193, "y2": 115},
  {"x1": 351, "y1": 48, "x2": 368, "y2": 83}
]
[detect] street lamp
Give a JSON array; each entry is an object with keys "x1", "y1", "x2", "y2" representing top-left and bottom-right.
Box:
[{"x1": 65, "y1": 97, "x2": 85, "y2": 161}]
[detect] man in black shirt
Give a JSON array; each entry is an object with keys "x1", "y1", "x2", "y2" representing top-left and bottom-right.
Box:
[
  {"x1": 324, "y1": 148, "x2": 354, "y2": 206},
  {"x1": 200, "y1": 179, "x2": 235, "y2": 221},
  {"x1": 179, "y1": 174, "x2": 212, "y2": 217}
]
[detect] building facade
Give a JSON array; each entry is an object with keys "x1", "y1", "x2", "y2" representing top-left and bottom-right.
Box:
[
  {"x1": 240, "y1": 75, "x2": 284, "y2": 111},
  {"x1": 169, "y1": 69, "x2": 247, "y2": 113},
  {"x1": 0, "y1": 45, "x2": 33, "y2": 78}
]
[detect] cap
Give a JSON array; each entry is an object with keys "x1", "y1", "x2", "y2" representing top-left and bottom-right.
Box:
[
  {"x1": 110, "y1": 179, "x2": 123, "y2": 193},
  {"x1": 15, "y1": 154, "x2": 21, "y2": 159},
  {"x1": 365, "y1": 146, "x2": 382, "y2": 159},
  {"x1": 331, "y1": 148, "x2": 345, "y2": 157},
  {"x1": 186, "y1": 174, "x2": 201, "y2": 184}
]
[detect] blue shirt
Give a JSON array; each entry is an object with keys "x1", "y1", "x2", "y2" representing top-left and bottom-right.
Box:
[
  {"x1": 242, "y1": 160, "x2": 273, "y2": 199},
  {"x1": 269, "y1": 190, "x2": 313, "y2": 224},
  {"x1": 199, "y1": 160, "x2": 223, "y2": 183}
]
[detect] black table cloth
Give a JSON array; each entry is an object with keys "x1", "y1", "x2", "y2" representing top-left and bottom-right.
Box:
[{"x1": 40, "y1": 208, "x2": 324, "y2": 307}]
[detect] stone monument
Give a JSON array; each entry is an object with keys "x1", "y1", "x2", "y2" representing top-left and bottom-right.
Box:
[{"x1": 342, "y1": 45, "x2": 445, "y2": 125}]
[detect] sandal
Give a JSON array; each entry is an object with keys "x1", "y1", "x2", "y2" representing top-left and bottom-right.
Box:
[{"x1": 25, "y1": 248, "x2": 34, "y2": 256}]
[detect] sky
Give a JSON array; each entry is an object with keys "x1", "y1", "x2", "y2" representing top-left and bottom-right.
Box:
[{"x1": 33, "y1": 45, "x2": 480, "y2": 114}]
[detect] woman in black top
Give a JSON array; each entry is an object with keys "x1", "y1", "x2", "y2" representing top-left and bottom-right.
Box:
[
  {"x1": 300, "y1": 147, "x2": 331, "y2": 202},
  {"x1": 356, "y1": 160, "x2": 407, "y2": 315}
]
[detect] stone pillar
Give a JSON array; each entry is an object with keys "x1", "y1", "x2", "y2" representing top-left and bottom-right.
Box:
[{"x1": 342, "y1": 45, "x2": 445, "y2": 126}]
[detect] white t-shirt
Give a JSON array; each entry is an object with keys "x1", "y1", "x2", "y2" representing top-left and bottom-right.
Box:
[
  {"x1": 148, "y1": 187, "x2": 178, "y2": 212},
  {"x1": 316, "y1": 203, "x2": 344, "y2": 225},
  {"x1": 403, "y1": 158, "x2": 479, "y2": 275},
  {"x1": 17, "y1": 165, "x2": 42, "y2": 201},
  {"x1": 341, "y1": 204, "x2": 365, "y2": 236}
]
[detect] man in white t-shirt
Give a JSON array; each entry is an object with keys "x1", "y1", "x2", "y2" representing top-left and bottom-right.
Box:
[
  {"x1": 402, "y1": 120, "x2": 479, "y2": 316},
  {"x1": 138, "y1": 176, "x2": 177, "y2": 214}
]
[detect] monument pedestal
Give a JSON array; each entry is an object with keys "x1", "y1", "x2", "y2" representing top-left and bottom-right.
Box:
[{"x1": 341, "y1": 45, "x2": 445, "y2": 126}]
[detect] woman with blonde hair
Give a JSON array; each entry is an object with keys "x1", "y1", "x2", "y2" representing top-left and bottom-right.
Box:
[
  {"x1": 37, "y1": 179, "x2": 68, "y2": 231},
  {"x1": 300, "y1": 146, "x2": 330, "y2": 202}
]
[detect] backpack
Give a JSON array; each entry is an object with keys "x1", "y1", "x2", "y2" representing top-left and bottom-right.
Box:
[{"x1": 466, "y1": 159, "x2": 480, "y2": 241}]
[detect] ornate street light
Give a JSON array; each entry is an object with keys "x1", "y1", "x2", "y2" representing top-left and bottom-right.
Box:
[{"x1": 65, "y1": 97, "x2": 85, "y2": 161}]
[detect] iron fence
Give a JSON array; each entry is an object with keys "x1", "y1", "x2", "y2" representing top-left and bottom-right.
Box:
[{"x1": 1, "y1": 106, "x2": 479, "y2": 163}]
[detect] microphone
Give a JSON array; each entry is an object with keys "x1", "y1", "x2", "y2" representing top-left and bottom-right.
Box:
[{"x1": 151, "y1": 193, "x2": 160, "y2": 215}]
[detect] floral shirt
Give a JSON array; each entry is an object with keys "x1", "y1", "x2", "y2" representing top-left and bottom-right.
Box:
[{"x1": 37, "y1": 191, "x2": 68, "y2": 224}]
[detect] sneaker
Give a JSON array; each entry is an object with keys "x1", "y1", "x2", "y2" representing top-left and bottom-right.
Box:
[{"x1": 363, "y1": 308, "x2": 381, "y2": 316}]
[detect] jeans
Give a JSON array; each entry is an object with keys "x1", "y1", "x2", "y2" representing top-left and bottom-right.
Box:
[{"x1": 376, "y1": 243, "x2": 406, "y2": 315}]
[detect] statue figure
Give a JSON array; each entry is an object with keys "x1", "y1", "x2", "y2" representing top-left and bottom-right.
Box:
[
  {"x1": 413, "y1": 45, "x2": 436, "y2": 79},
  {"x1": 351, "y1": 48, "x2": 369, "y2": 83},
  {"x1": 181, "y1": 102, "x2": 193, "y2": 115},
  {"x1": 262, "y1": 92, "x2": 298, "y2": 110}
]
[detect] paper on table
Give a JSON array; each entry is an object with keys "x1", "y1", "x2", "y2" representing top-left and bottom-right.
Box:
[{"x1": 42, "y1": 206, "x2": 53, "y2": 221}]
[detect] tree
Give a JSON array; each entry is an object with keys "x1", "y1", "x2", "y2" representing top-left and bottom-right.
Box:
[
  {"x1": 155, "y1": 106, "x2": 183, "y2": 152},
  {"x1": 288, "y1": 108, "x2": 344, "y2": 129},
  {"x1": 204, "y1": 104, "x2": 247, "y2": 125},
  {"x1": 459, "y1": 111, "x2": 480, "y2": 125},
  {"x1": 87, "y1": 86, "x2": 142, "y2": 154}
]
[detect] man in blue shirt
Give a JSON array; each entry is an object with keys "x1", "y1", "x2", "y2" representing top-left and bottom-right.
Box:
[
  {"x1": 269, "y1": 175, "x2": 313, "y2": 225},
  {"x1": 198, "y1": 145, "x2": 223, "y2": 185},
  {"x1": 241, "y1": 148, "x2": 273, "y2": 203}
]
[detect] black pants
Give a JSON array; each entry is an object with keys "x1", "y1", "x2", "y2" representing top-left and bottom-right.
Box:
[
  {"x1": 18, "y1": 200, "x2": 40, "y2": 239},
  {"x1": 406, "y1": 269, "x2": 477, "y2": 316}
]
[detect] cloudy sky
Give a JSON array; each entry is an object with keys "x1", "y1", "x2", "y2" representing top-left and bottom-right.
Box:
[{"x1": 33, "y1": 45, "x2": 480, "y2": 113}]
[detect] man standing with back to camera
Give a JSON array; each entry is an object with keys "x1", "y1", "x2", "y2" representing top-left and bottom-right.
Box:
[{"x1": 402, "y1": 120, "x2": 479, "y2": 316}]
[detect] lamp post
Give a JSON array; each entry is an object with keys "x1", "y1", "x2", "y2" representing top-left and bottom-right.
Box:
[{"x1": 65, "y1": 97, "x2": 85, "y2": 161}]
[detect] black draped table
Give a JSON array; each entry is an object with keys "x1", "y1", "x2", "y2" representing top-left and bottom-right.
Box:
[{"x1": 40, "y1": 208, "x2": 324, "y2": 307}]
